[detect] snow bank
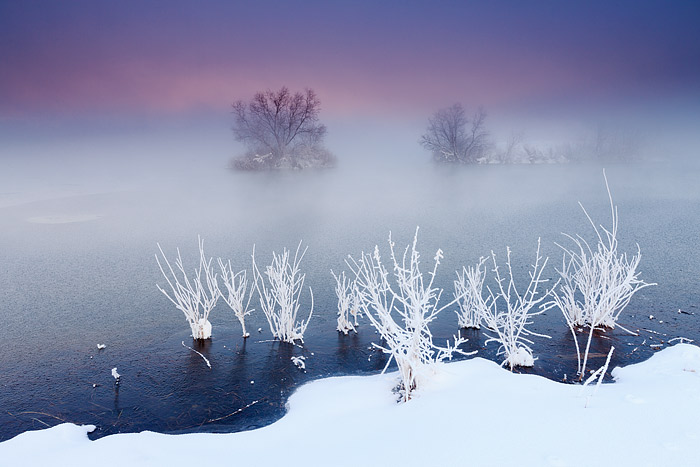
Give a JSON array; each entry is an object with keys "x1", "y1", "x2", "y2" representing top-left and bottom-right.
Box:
[{"x1": 2, "y1": 344, "x2": 699, "y2": 466}]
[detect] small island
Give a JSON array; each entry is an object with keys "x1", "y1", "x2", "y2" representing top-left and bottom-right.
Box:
[{"x1": 231, "y1": 87, "x2": 336, "y2": 170}]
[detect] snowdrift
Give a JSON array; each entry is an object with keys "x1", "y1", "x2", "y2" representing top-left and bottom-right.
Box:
[{"x1": 2, "y1": 344, "x2": 699, "y2": 466}]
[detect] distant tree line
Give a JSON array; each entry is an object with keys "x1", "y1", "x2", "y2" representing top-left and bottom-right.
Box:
[
  {"x1": 229, "y1": 88, "x2": 641, "y2": 170},
  {"x1": 421, "y1": 102, "x2": 642, "y2": 165}
]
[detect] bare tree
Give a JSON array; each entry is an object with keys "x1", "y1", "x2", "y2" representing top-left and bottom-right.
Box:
[
  {"x1": 232, "y1": 87, "x2": 334, "y2": 169},
  {"x1": 463, "y1": 106, "x2": 490, "y2": 162},
  {"x1": 420, "y1": 104, "x2": 490, "y2": 163}
]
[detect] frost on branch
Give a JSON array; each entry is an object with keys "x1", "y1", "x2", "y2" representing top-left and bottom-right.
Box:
[
  {"x1": 454, "y1": 257, "x2": 488, "y2": 329},
  {"x1": 156, "y1": 236, "x2": 219, "y2": 340},
  {"x1": 331, "y1": 270, "x2": 360, "y2": 335},
  {"x1": 549, "y1": 171, "x2": 655, "y2": 379},
  {"x1": 482, "y1": 239, "x2": 552, "y2": 370},
  {"x1": 252, "y1": 242, "x2": 313, "y2": 344},
  {"x1": 347, "y1": 227, "x2": 472, "y2": 402},
  {"x1": 581, "y1": 346, "x2": 614, "y2": 408},
  {"x1": 218, "y1": 258, "x2": 253, "y2": 338}
]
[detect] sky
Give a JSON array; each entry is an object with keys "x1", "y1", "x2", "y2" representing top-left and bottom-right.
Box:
[{"x1": 1, "y1": 0, "x2": 700, "y2": 148}]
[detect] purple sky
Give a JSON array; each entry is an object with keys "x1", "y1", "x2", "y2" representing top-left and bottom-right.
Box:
[{"x1": 1, "y1": 0, "x2": 699, "y2": 123}]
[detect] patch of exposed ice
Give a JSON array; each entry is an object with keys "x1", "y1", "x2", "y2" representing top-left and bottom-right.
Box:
[{"x1": 26, "y1": 214, "x2": 102, "y2": 224}]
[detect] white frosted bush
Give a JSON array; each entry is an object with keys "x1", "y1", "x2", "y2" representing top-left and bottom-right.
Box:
[
  {"x1": 482, "y1": 239, "x2": 551, "y2": 370},
  {"x1": 349, "y1": 292, "x2": 361, "y2": 328},
  {"x1": 454, "y1": 257, "x2": 488, "y2": 329},
  {"x1": 331, "y1": 270, "x2": 359, "y2": 335},
  {"x1": 550, "y1": 172, "x2": 655, "y2": 379},
  {"x1": 347, "y1": 228, "x2": 471, "y2": 402},
  {"x1": 218, "y1": 258, "x2": 253, "y2": 338},
  {"x1": 156, "y1": 236, "x2": 220, "y2": 340},
  {"x1": 252, "y1": 242, "x2": 313, "y2": 344}
]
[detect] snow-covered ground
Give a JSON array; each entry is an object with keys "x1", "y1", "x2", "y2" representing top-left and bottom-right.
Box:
[{"x1": 1, "y1": 344, "x2": 698, "y2": 466}]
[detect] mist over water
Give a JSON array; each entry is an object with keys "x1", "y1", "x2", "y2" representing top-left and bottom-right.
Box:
[{"x1": 1, "y1": 123, "x2": 699, "y2": 440}]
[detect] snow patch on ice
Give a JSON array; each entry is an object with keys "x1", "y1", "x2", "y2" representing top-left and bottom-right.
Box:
[
  {"x1": 506, "y1": 346, "x2": 534, "y2": 367},
  {"x1": 190, "y1": 319, "x2": 212, "y2": 340},
  {"x1": 291, "y1": 356, "x2": 306, "y2": 370}
]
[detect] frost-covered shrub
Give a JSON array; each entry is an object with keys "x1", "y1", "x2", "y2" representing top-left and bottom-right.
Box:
[
  {"x1": 218, "y1": 258, "x2": 253, "y2": 338},
  {"x1": 156, "y1": 236, "x2": 220, "y2": 340},
  {"x1": 252, "y1": 242, "x2": 313, "y2": 344},
  {"x1": 482, "y1": 240, "x2": 551, "y2": 370},
  {"x1": 454, "y1": 257, "x2": 488, "y2": 329},
  {"x1": 549, "y1": 172, "x2": 655, "y2": 379},
  {"x1": 331, "y1": 270, "x2": 359, "y2": 335},
  {"x1": 347, "y1": 228, "x2": 470, "y2": 402}
]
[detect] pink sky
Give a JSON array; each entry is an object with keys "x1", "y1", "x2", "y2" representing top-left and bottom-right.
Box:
[{"x1": 1, "y1": 1, "x2": 699, "y2": 121}]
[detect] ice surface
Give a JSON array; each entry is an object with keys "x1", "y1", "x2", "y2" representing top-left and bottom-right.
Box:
[{"x1": 26, "y1": 214, "x2": 102, "y2": 224}]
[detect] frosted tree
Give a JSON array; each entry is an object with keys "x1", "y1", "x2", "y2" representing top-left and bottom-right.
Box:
[
  {"x1": 549, "y1": 171, "x2": 655, "y2": 379},
  {"x1": 331, "y1": 270, "x2": 359, "y2": 335},
  {"x1": 482, "y1": 240, "x2": 552, "y2": 370},
  {"x1": 420, "y1": 104, "x2": 490, "y2": 163},
  {"x1": 218, "y1": 258, "x2": 253, "y2": 338},
  {"x1": 347, "y1": 228, "x2": 471, "y2": 402},
  {"x1": 156, "y1": 236, "x2": 220, "y2": 340},
  {"x1": 252, "y1": 242, "x2": 313, "y2": 344},
  {"x1": 454, "y1": 257, "x2": 488, "y2": 329},
  {"x1": 232, "y1": 87, "x2": 335, "y2": 169}
]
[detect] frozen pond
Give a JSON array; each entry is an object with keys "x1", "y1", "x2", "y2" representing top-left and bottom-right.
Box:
[{"x1": 1, "y1": 157, "x2": 699, "y2": 440}]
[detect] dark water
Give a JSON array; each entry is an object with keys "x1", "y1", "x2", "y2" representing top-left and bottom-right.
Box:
[{"x1": 0, "y1": 161, "x2": 698, "y2": 441}]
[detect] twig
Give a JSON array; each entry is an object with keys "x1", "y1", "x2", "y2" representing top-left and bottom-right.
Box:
[
  {"x1": 668, "y1": 337, "x2": 694, "y2": 344},
  {"x1": 15, "y1": 411, "x2": 67, "y2": 422},
  {"x1": 204, "y1": 400, "x2": 260, "y2": 424},
  {"x1": 181, "y1": 341, "x2": 211, "y2": 369},
  {"x1": 31, "y1": 418, "x2": 51, "y2": 428},
  {"x1": 593, "y1": 346, "x2": 615, "y2": 396},
  {"x1": 582, "y1": 346, "x2": 614, "y2": 407}
]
